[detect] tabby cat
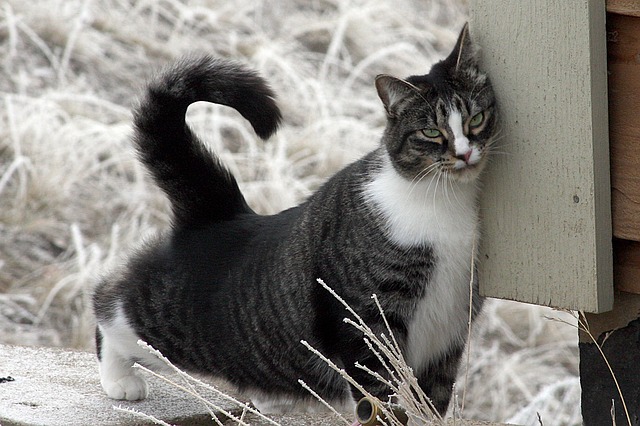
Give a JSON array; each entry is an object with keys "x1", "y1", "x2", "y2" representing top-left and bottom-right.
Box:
[{"x1": 93, "y1": 23, "x2": 497, "y2": 416}]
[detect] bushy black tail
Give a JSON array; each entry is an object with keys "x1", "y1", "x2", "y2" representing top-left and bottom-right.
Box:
[{"x1": 133, "y1": 55, "x2": 282, "y2": 227}]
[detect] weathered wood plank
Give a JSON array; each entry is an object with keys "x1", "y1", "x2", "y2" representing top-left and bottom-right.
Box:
[
  {"x1": 614, "y1": 239, "x2": 640, "y2": 294},
  {"x1": 469, "y1": 0, "x2": 613, "y2": 312},
  {"x1": 607, "y1": 0, "x2": 640, "y2": 17},
  {"x1": 608, "y1": 12, "x2": 640, "y2": 242}
]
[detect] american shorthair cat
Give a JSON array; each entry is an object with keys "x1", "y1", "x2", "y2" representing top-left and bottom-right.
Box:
[{"x1": 93, "y1": 23, "x2": 496, "y2": 416}]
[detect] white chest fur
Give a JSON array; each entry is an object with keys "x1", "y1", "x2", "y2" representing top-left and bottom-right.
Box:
[{"x1": 363, "y1": 154, "x2": 479, "y2": 373}]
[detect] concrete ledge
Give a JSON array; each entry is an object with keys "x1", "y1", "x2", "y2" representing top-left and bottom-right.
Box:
[
  {"x1": 0, "y1": 344, "x2": 509, "y2": 425},
  {"x1": 0, "y1": 344, "x2": 245, "y2": 425}
]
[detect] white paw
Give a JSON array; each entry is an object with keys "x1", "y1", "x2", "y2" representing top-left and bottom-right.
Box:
[{"x1": 102, "y1": 374, "x2": 149, "y2": 400}]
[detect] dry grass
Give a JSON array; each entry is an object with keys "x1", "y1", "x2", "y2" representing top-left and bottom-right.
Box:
[{"x1": 0, "y1": 0, "x2": 581, "y2": 424}]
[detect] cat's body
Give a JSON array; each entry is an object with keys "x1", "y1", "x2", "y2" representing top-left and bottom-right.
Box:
[{"x1": 93, "y1": 24, "x2": 496, "y2": 416}]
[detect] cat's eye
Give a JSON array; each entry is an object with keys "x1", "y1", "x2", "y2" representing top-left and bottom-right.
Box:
[
  {"x1": 421, "y1": 129, "x2": 442, "y2": 138},
  {"x1": 469, "y1": 112, "x2": 484, "y2": 128}
]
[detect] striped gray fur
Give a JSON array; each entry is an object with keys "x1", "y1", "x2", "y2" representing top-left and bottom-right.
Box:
[{"x1": 93, "y1": 23, "x2": 496, "y2": 415}]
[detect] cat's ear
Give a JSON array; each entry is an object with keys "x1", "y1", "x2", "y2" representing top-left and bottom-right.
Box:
[
  {"x1": 444, "y1": 22, "x2": 479, "y2": 71},
  {"x1": 375, "y1": 75, "x2": 422, "y2": 118}
]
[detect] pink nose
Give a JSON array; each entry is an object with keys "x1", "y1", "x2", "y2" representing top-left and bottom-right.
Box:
[{"x1": 456, "y1": 150, "x2": 472, "y2": 164}]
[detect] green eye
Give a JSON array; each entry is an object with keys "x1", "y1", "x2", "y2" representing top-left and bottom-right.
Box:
[
  {"x1": 470, "y1": 112, "x2": 484, "y2": 127},
  {"x1": 421, "y1": 129, "x2": 442, "y2": 138}
]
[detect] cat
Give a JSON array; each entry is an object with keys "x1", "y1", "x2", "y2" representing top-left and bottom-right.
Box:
[{"x1": 92, "y1": 23, "x2": 497, "y2": 416}]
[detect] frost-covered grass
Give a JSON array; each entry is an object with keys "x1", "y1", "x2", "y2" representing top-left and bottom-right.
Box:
[{"x1": 0, "y1": 0, "x2": 581, "y2": 424}]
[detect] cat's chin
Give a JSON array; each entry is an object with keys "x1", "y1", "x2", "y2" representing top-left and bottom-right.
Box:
[{"x1": 450, "y1": 163, "x2": 485, "y2": 183}]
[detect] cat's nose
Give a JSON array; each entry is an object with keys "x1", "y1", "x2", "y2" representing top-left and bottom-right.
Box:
[{"x1": 455, "y1": 150, "x2": 472, "y2": 164}]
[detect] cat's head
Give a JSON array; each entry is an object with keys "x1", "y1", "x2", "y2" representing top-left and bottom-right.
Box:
[{"x1": 376, "y1": 23, "x2": 497, "y2": 184}]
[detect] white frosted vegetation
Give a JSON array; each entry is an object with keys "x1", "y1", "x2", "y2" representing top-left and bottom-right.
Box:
[{"x1": 0, "y1": 0, "x2": 580, "y2": 424}]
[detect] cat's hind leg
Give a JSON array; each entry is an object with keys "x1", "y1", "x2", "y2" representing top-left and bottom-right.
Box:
[
  {"x1": 96, "y1": 306, "x2": 153, "y2": 400},
  {"x1": 415, "y1": 345, "x2": 464, "y2": 416}
]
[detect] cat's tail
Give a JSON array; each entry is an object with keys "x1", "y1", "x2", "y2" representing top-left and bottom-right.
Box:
[{"x1": 133, "y1": 55, "x2": 282, "y2": 227}]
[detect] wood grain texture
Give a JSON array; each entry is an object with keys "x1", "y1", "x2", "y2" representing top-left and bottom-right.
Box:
[
  {"x1": 608, "y1": 12, "x2": 640, "y2": 241},
  {"x1": 607, "y1": 0, "x2": 640, "y2": 16},
  {"x1": 469, "y1": 0, "x2": 613, "y2": 312},
  {"x1": 614, "y1": 239, "x2": 640, "y2": 294},
  {"x1": 581, "y1": 291, "x2": 640, "y2": 341}
]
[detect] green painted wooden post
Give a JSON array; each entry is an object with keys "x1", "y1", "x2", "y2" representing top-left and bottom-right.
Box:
[{"x1": 469, "y1": 0, "x2": 613, "y2": 313}]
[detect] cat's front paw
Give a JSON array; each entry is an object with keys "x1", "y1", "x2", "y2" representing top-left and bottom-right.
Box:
[{"x1": 101, "y1": 374, "x2": 149, "y2": 400}]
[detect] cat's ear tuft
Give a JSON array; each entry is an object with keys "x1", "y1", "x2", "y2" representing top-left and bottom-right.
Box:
[
  {"x1": 375, "y1": 75, "x2": 420, "y2": 118},
  {"x1": 445, "y1": 22, "x2": 480, "y2": 71}
]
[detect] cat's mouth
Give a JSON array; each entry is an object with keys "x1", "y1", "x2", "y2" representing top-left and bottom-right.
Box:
[{"x1": 447, "y1": 155, "x2": 486, "y2": 182}]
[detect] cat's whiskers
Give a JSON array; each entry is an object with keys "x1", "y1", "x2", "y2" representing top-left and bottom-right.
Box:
[
  {"x1": 408, "y1": 162, "x2": 441, "y2": 197},
  {"x1": 445, "y1": 168, "x2": 468, "y2": 212},
  {"x1": 486, "y1": 130, "x2": 507, "y2": 147},
  {"x1": 441, "y1": 169, "x2": 453, "y2": 211},
  {"x1": 485, "y1": 133, "x2": 510, "y2": 157},
  {"x1": 469, "y1": 85, "x2": 491, "y2": 106},
  {"x1": 467, "y1": 78, "x2": 485, "y2": 106},
  {"x1": 428, "y1": 167, "x2": 446, "y2": 228},
  {"x1": 444, "y1": 170, "x2": 464, "y2": 211},
  {"x1": 411, "y1": 162, "x2": 438, "y2": 186},
  {"x1": 416, "y1": 162, "x2": 441, "y2": 182},
  {"x1": 419, "y1": 163, "x2": 444, "y2": 195},
  {"x1": 486, "y1": 150, "x2": 510, "y2": 158},
  {"x1": 404, "y1": 163, "x2": 443, "y2": 228}
]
